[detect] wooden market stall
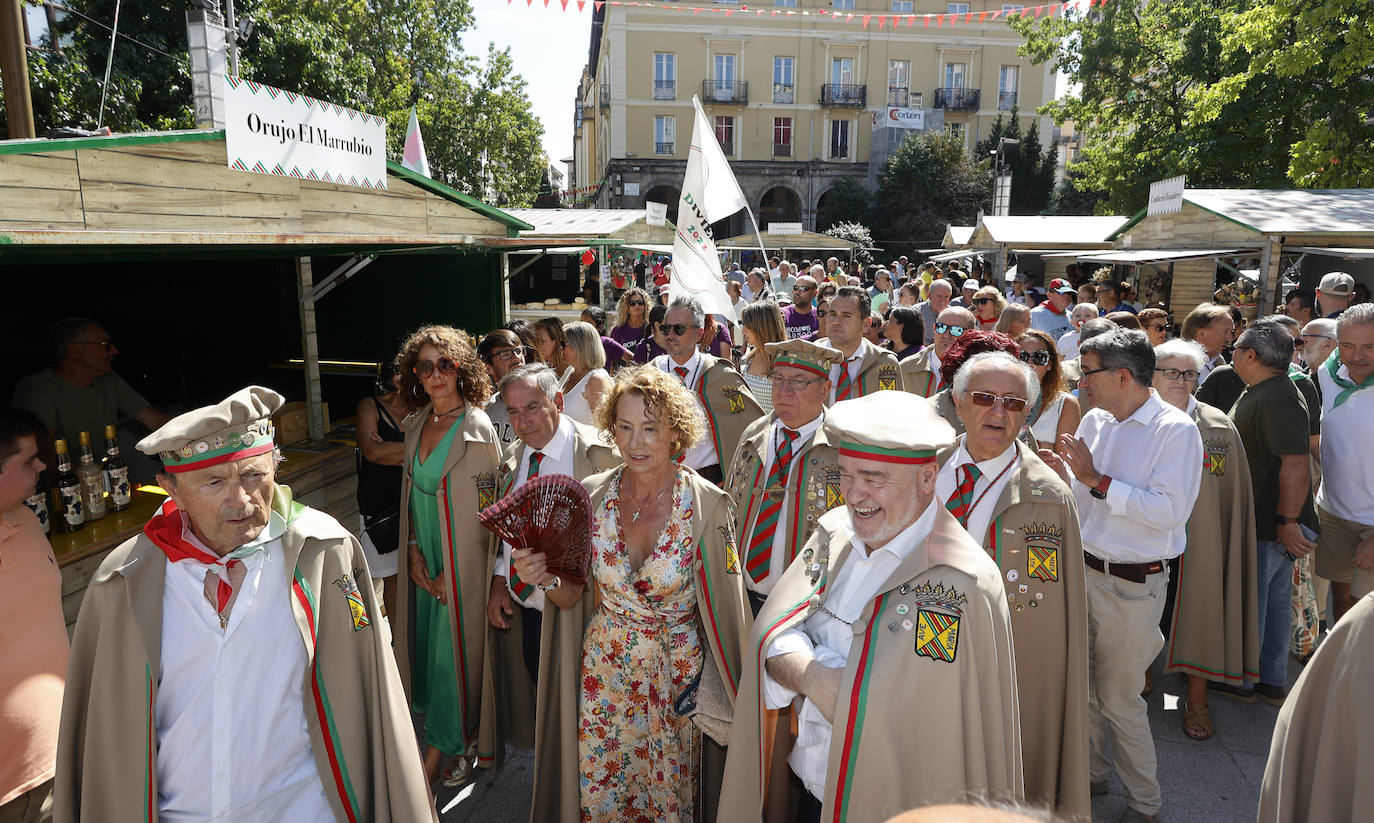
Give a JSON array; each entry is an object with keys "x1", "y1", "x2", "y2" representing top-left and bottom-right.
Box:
[
  {"x1": 963, "y1": 214, "x2": 1128, "y2": 282},
  {"x1": 941, "y1": 225, "x2": 975, "y2": 251},
  {"x1": 716, "y1": 228, "x2": 859, "y2": 269},
  {"x1": 0, "y1": 128, "x2": 530, "y2": 626}
]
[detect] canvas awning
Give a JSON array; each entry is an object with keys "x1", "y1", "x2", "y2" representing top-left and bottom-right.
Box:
[
  {"x1": 1287, "y1": 246, "x2": 1374, "y2": 259},
  {"x1": 927, "y1": 248, "x2": 987, "y2": 262},
  {"x1": 1040, "y1": 248, "x2": 1260, "y2": 264}
]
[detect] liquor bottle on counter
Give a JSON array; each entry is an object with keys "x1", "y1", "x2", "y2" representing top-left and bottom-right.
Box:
[
  {"x1": 53, "y1": 439, "x2": 85, "y2": 532},
  {"x1": 23, "y1": 477, "x2": 51, "y2": 535},
  {"x1": 76, "y1": 431, "x2": 108, "y2": 521},
  {"x1": 102, "y1": 425, "x2": 131, "y2": 511}
]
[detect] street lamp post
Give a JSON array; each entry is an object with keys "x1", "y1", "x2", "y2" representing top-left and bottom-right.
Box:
[{"x1": 990, "y1": 136, "x2": 1019, "y2": 217}]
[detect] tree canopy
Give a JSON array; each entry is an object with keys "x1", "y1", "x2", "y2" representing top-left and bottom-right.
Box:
[
  {"x1": 10, "y1": 0, "x2": 545, "y2": 206},
  {"x1": 973, "y1": 107, "x2": 1057, "y2": 215},
  {"x1": 871, "y1": 130, "x2": 990, "y2": 250}
]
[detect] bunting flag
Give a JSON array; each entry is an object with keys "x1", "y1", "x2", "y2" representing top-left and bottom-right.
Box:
[
  {"x1": 400, "y1": 106, "x2": 430, "y2": 178},
  {"x1": 489, "y1": 0, "x2": 1096, "y2": 24}
]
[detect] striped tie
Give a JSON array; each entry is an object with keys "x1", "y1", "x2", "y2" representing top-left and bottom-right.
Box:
[
  {"x1": 510, "y1": 451, "x2": 545, "y2": 602},
  {"x1": 674, "y1": 365, "x2": 690, "y2": 384},
  {"x1": 745, "y1": 427, "x2": 800, "y2": 584},
  {"x1": 835, "y1": 358, "x2": 855, "y2": 401},
  {"x1": 944, "y1": 463, "x2": 982, "y2": 528}
]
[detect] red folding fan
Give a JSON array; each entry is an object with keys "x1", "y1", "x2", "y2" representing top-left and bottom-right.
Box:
[{"x1": 478, "y1": 473, "x2": 594, "y2": 587}]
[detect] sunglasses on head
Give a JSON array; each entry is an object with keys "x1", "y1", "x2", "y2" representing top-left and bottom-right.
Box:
[
  {"x1": 662, "y1": 323, "x2": 694, "y2": 337},
  {"x1": 934, "y1": 322, "x2": 967, "y2": 337},
  {"x1": 1018, "y1": 350, "x2": 1053, "y2": 367},
  {"x1": 967, "y1": 391, "x2": 1029, "y2": 412},
  {"x1": 414, "y1": 357, "x2": 457, "y2": 378}
]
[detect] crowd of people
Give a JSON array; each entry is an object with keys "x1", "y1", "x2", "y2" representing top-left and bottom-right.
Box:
[{"x1": 3, "y1": 260, "x2": 1372, "y2": 823}]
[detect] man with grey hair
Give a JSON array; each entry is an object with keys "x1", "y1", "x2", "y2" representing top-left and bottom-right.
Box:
[
  {"x1": 1313, "y1": 302, "x2": 1374, "y2": 622},
  {"x1": 1299, "y1": 317, "x2": 1338, "y2": 374},
  {"x1": 917, "y1": 279, "x2": 954, "y2": 345},
  {"x1": 940, "y1": 352, "x2": 1091, "y2": 816},
  {"x1": 1037, "y1": 329, "x2": 1202, "y2": 823},
  {"x1": 1229, "y1": 318, "x2": 1318, "y2": 706},
  {"x1": 771, "y1": 259, "x2": 797, "y2": 297},
  {"x1": 480, "y1": 364, "x2": 619, "y2": 764},
  {"x1": 656, "y1": 296, "x2": 763, "y2": 485}
]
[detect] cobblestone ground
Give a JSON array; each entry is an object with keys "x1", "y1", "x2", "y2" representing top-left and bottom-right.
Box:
[{"x1": 438, "y1": 652, "x2": 1305, "y2": 822}]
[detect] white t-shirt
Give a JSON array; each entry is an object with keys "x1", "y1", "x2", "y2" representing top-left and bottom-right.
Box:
[{"x1": 1315, "y1": 359, "x2": 1374, "y2": 524}]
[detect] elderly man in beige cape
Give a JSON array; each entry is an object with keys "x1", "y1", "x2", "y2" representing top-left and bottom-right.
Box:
[
  {"x1": 720, "y1": 390, "x2": 1022, "y2": 823},
  {"x1": 53, "y1": 387, "x2": 434, "y2": 823},
  {"x1": 937, "y1": 351, "x2": 1090, "y2": 816}
]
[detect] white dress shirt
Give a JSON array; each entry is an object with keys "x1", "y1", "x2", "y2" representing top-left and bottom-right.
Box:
[
  {"x1": 157, "y1": 512, "x2": 333, "y2": 823},
  {"x1": 817, "y1": 339, "x2": 864, "y2": 405},
  {"x1": 1071, "y1": 390, "x2": 1203, "y2": 563},
  {"x1": 934, "y1": 441, "x2": 1019, "y2": 544},
  {"x1": 746, "y1": 413, "x2": 824, "y2": 595},
  {"x1": 1199, "y1": 353, "x2": 1226, "y2": 385},
  {"x1": 492, "y1": 415, "x2": 578, "y2": 611},
  {"x1": 1315, "y1": 360, "x2": 1374, "y2": 524},
  {"x1": 928, "y1": 347, "x2": 944, "y2": 391},
  {"x1": 655, "y1": 351, "x2": 718, "y2": 469},
  {"x1": 763, "y1": 504, "x2": 937, "y2": 800}
]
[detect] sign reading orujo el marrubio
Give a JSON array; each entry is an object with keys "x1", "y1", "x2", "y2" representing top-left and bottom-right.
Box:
[{"x1": 223, "y1": 75, "x2": 387, "y2": 189}]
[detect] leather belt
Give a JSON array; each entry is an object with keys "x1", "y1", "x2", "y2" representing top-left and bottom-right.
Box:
[{"x1": 1083, "y1": 551, "x2": 1165, "y2": 585}]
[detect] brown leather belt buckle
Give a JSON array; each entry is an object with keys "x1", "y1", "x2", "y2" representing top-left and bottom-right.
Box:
[{"x1": 1083, "y1": 552, "x2": 1163, "y2": 585}]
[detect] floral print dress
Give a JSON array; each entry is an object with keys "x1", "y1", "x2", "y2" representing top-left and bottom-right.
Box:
[{"x1": 578, "y1": 468, "x2": 703, "y2": 823}]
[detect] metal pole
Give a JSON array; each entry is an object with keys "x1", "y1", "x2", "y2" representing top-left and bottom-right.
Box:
[
  {"x1": 296, "y1": 257, "x2": 326, "y2": 441},
  {"x1": 224, "y1": 0, "x2": 239, "y2": 76},
  {"x1": 0, "y1": 0, "x2": 35, "y2": 138},
  {"x1": 96, "y1": 0, "x2": 121, "y2": 129}
]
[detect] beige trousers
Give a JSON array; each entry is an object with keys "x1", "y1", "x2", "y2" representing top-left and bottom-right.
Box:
[
  {"x1": 1316, "y1": 505, "x2": 1374, "y2": 596},
  {"x1": 1085, "y1": 565, "x2": 1169, "y2": 817},
  {"x1": 0, "y1": 781, "x2": 52, "y2": 823}
]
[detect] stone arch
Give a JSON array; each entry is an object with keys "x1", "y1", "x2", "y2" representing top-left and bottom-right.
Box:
[
  {"x1": 642, "y1": 183, "x2": 680, "y2": 225},
  {"x1": 758, "y1": 186, "x2": 803, "y2": 228}
]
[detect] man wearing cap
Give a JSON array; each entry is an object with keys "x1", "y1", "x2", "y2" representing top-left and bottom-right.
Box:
[
  {"x1": 937, "y1": 352, "x2": 1090, "y2": 816},
  {"x1": 901, "y1": 305, "x2": 976, "y2": 398},
  {"x1": 720, "y1": 391, "x2": 1022, "y2": 822},
  {"x1": 819, "y1": 286, "x2": 900, "y2": 405},
  {"x1": 477, "y1": 364, "x2": 619, "y2": 772},
  {"x1": 952, "y1": 278, "x2": 981, "y2": 309},
  {"x1": 1317, "y1": 271, "x2": 1356, "y2": 319},
  {"x1": 1030, "y1": 279, "x2": 1078, "y2": 341},
  {"x1": 54, "y1": 387, "x2": 435, "y2": 823},
  {"x1": 656, "y1": 296, "x2": 764, "y2": 485}
]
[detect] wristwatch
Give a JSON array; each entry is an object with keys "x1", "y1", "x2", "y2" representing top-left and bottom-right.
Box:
[
  {"x1": 1275, "y1": 515, "x2": 1291, "y2": 526},
  {"x1": 540, "y1": 576, "x2": 562, "y2": 593},
  {"x1": 1089, "y1": 475, "x2": 1112, "y2": 500}
]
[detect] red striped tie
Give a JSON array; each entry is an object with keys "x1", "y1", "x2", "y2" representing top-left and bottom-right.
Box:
[
  {"x1": 510, "y1": 451, "x2": 544, "y2": 602},
  {"x1": 674, "y1": 365, "x2": 689, "y2": 384},
  {"x1": 944, "y1": 463, "x2": 982, "y2": 528},
  {"x1": 835, "y1": 358, "x2": 855, "y2": 401},
  {"x1": 745, "y1": 428, "x2": 800, "y2": 584}
]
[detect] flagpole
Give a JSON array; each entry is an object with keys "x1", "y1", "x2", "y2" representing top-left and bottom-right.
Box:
[{"x1": 744, "y1": 207, "x2": 769, "y2": 274}]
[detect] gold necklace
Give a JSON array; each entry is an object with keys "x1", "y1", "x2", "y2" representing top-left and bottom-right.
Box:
[{"x1": 622, "y1": 475, "x2": 672, "y2": 523}]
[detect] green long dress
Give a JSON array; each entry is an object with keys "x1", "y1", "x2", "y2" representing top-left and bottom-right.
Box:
[{"x1": 408, "y1": 414, "x2": 465, "y2": 755}]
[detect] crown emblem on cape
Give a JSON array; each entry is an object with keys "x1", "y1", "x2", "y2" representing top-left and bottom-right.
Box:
[
  {"x1": 1021, "y1": 522, "x2": 1064, "y2": 542},
  {"x1": 910, "y1": 581, "x2": 968, "y2": 613}
]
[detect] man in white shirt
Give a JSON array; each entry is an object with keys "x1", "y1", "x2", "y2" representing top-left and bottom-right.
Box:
[
  {"x1": 901, "y1": 305, "x2": 975, "y2": 398},
  {"x1": 1037, "y1": 329, "x2": 1202, "y2": 823},
  {"x1": 1181, "y1": 304, "x2": 1236, "y2": 385},
  {"x1": 718, "y1": 391, "x2": 1021, "y2": 822},
  {"x1": 1298, "y1": 318, "x2": 1337, "y2": 373},
  {"x1": 771, "y1": 259, "x2": 798, "y2": 297},
  {"x1": 1057, "y1": 303, "x2": 1102, "y2": 360},
  {"x1": 55, "y1": 387, "x2": 434, "y2": 823},
  {"x1": 817, "y1": 286, "x2": 899, "y2": 404},
  {"x1": 1313, "y1": 303, "x2": 1374, "y2": 622}
]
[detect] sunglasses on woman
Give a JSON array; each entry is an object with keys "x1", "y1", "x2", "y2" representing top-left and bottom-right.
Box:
[
  {"x1": 1018, "y1": 350, "x2": 1053, "y2": 367},
  {"x1": 627, "y1": 299, "x2": 645, "y2": 307},
  {"x1": 413, "y1": 357, "x2": 458, "y2": 378},
  {"x1": 972, "y1": 297, "x2": 995, "y2": 306},
  {"x1": 934, "y1": 322, "x2": 967, "y2": 337},
  {"x1": 967, "y1": 391, "x2": 1029, "y2": 412}
]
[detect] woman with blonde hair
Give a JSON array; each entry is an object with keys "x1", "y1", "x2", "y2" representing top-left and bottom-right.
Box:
[
  {"x1": 560, "y1": 321, "x2": 614, "y2": 426},
  {"x1": 995, "y1": 302, "x2": 1032, "y2": 339},
  {"x1": 392, "y1": 325, "x2": 501, "y2": 788},
  {"x1": 1016, "y1": 328, "x2": 1080, "y2": 445},
  {"x1": 738, "y1": 299, "x2": 787, "y2": 413},
  {"x1": 610, "y1": 287, "x2": 652, "y2": 348},
  {"x1": 517, "y1": 365, "x2": 749, "y2": 823},
  {"x1": 971, "y1": 285, "x2": 1007, "y2": 331}
]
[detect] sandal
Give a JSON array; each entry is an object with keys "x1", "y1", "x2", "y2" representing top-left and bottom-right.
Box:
[
  {"x1": 1182, "y1": 700, "x2": 1214, "y2": 741},
  {"x1": 440, "y1": 753, "x2": 477, "y2": 788}
]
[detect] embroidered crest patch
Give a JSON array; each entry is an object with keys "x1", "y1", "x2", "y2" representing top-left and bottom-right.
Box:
[
  {"x1": 877, "y1": 364, "x2": 899, "y2": 392},
  {"x1": 910, "y1": 581, "x2": 967, "y2": 662},
  {"x1": 473, "y1": 471, "x2": 497, "y2": 510},
  {"x1": 719, "y1": 525, "x2": 741, "y2": 574},
  {"x1": 1023, "y1": 522, "x2": 1062, "y2": 582},
  {"x1": 1204, "y1": 438, "x2": 1229, "y2": 477},
  {"x1": 824, "y1": 466, "x2": 844, "y2": 509},
  {"x1": 333, "y1": 573, "x2": 371, "y2": 631},
  {"x1": 722, "y1": 385, "x2": 747, "y2": 414}
]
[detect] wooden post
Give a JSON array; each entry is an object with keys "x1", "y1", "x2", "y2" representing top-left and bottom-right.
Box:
[
  {"x1": 0, "y1": 0, "x2": 36, "y2": 138},
  {"x1": 296, "y1": 256, "x2": 325, "y2": 441}
]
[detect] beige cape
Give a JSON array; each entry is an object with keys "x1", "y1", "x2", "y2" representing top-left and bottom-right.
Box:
[
  {"x1": 899, "y1": 346, "x2": 940, "y2": 398},
  {"x1": 692, "y1": 352, "x2": 765, "y2": 468},
  {"x1": 54, "y1": 486, "x2": 435, "y2": 823},
  {"x1": 529, "y1": 467, "x2": 752, "y2": 822},
  {"x1": 834, "y1": 338, "x2": 901, "y2": 401},
  {"x1": 1163, "y1": 400, "x2": 1260, "y2": 685},
  {"x1": 719, "y1": 505, "x2": 1023, "y2": 823}
]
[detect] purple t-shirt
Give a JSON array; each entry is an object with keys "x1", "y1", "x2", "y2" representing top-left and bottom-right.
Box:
[
  {"x1": 609, "y1": 322, "x2": 647, "y2": 346},
  {"x1": 601, "y1": 336, "x2": 629, "y2": 369},
  {"x1": 783, "y1": 305, "x2": 820, "y2": 340}
]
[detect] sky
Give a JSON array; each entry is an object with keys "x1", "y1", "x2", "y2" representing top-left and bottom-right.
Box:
[{"x1": 465, "y1": 0, "x2": 594, "y2": 177}]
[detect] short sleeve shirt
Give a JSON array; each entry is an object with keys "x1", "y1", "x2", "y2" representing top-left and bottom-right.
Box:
[
  {"x1": 782, "y1": 305, "x2": 819, "y2": 340},
  {"x1": 1230, "y1": 374, "x2": 1318, "y2": 539},
  {"x1": 11, "y1": 369, "x2": 150, "y2": 445}
]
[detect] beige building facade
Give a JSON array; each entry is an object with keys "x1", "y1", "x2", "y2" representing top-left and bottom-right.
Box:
[{"x1": 572, "y1": 1, "x2": 1055, "y2": 233}]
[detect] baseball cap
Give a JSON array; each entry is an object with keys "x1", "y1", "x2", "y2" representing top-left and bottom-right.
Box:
[
  {"x1": 1319, "y1": 271, "x2": 1355, "y2": 296},
  {"x1": 1048, "y1": 277, "x2": 1077, "y2": 295},
  {"x1": 962, "y1": 279, "x2": 980, "y2": 291}
]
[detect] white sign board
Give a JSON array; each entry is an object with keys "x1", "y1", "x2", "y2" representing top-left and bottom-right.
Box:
[
  {"x1": 767, "y1": 222, "x2": 803, "y2": 235},
  {"x1": 1147, "y1": 175, "x2": 1185, "y2": 216},
  {"x1": 645, "y1": 201, "x2": 668, "y2": 226},
  {"x1": 223, "y1": 75, "x2": 387, "y2": 189},
  {"x1": 880, "y1": 107, "x2": 925, "y2": 130},
  {"x1": 623, "y1": 181, "x2": 640, "y2": 196}
]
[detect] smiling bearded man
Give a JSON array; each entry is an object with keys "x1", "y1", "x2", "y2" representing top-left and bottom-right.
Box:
[
  {"x1": 54, "y1": 387, "x2": 435, "y2": 823},
  {"x1": 719, "y1": 390, "x2": 1022, "y2": 822}
]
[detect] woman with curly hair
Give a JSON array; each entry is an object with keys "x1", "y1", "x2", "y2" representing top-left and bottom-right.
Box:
[
  {"x1": 533, "y1": 317, "x2": 569, "y2": 373},
  {"x1": 971, "y1": 285, "x2": 1007, "y2": 332},
  {"x1": 610, "y1": 287, "x2": 653, "y2": 348},
  {"x1": 516, "y1": 365, "x2": 750, "y2": 823},
  {"x1": 392, "y1": 325, "x2": 501, "y2": 789},
  {"x1": 1017, "y1": 328, "x2": 1081, "y2": 445}
]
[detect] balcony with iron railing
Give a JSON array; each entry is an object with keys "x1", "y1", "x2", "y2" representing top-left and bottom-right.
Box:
[
  {"x1": 935, "y1": 87, "x2": 980, "y2": 111},
  {"x1": 998, "y1": 90, "x2": 1017, "y2": 110},
  {"x1": 599, "y1": 84, "x2": 610, "y2": 108},
  {"x1": 703, "y1": 80, "x2": 749, "y2": 105},
  {"x1": 820, "y1": 83, "x2": 866, "y2": 108},
  {"x1": 653, "y1": 81, "x2": 676, "y2": 101},
  {"x1": 773, "y1": 142, "x2": 792, "y2": 157},
  {"x1": 773, "y1": 83, "x2": 794, "y2": 103},
  {"x1": 655, "y1": 142, "x2": 674, "y2": 155},
  {"x1": 886, "y1": 86, "x2": 908, "y2": 106}
]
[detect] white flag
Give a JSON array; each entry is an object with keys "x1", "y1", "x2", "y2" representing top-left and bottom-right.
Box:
[
  {"x1": 670, "y1": 96, "x2": 749, "y2": 320},
  {"x1": 401, "y1": 106, "x2": 430, "y2": 177}
]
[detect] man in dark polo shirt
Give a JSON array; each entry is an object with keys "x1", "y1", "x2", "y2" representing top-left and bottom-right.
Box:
[{"x1": 1230, "y1": 317, "x2": 1319, "y2": 706}]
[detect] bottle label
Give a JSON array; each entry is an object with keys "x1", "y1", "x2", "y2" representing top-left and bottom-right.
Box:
[
  {"x1": 24, "y1": 493, "x2": 50, "y2": 534},
  {"x1": 61, "y1": 488, "x2": 84, "y2": 525},
  {"x1": 86, "y1": 487, "x2": 107, "y2": 516},
  {"x1": 106, "y1": 466, "x2": 132, "y2": 506}
]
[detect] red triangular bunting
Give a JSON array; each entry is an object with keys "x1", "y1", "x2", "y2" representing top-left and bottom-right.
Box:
[
  {"x1": 560, "y1": 0, "x2": 568, "y2": 9},
  {"x1": 907, "y1": 14, "x2": 915, "y2": 26},
  {"x1": 965, "y1": 11, "x2": 973, "y2": 22},
  {"x1": 862, "y1": 13, "x2": 870, "y2": 27},
  {"x1": 936, "y1": 13, "x2": 943, "y2": 25},
  {"x1": 878, "y1": 14, "x2": 885, "y2": 28},
  {"x1": 923, "y1": 14, "x2": 929, "y2": 26},
  {"x1": 594, "y1": 0, "x2": 603, "y2": 10},
  {"x1": 979, "y1": 10, "x2": 987, "y2": 21},
  {"x1": 1036, "y1": 4, "x2": 1044, "y2": 16},
  {"x1": 577, "y1": 0, "x2": 585, "y2": 8}
]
